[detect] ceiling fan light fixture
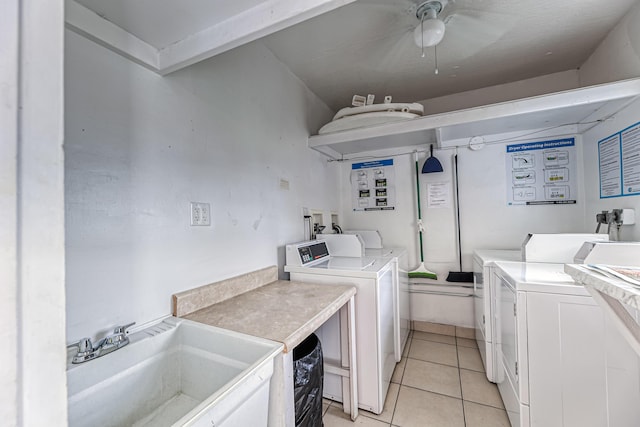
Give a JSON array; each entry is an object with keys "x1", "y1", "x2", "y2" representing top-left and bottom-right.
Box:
[
  {"x1": 413, "y1": 17, "x2": 445, "y2": 47},
  {"x1": 413, "y1": 0, "x2": 446, "y2": 48}
]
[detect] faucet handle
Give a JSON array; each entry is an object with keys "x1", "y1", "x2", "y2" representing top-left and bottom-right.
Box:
[
  {"x1": 113, "y1": 322, "x2": 135, "y2": 335},
  {"x1": 67, "y1": 338, "x2": 93, "y2": 355}
]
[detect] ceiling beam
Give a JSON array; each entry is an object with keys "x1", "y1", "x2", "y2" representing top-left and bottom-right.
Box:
[
  {"x1": 157, "y1": 0, "x2": 357, "y2": 74},
  {"x1": 65, "y1": 0, "x2": 355, "y2": 75},
  {"x1": 65, "y1": 1, "x2": 159, "y2": 72}
]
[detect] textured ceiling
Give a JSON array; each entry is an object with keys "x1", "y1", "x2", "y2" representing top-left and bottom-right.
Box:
[
  {"x1": 75, "y1": 0, "x2": 267, "y2": 49},
  {"x1": 262, "y1": 0, "x2": 638, "y2": 111}
]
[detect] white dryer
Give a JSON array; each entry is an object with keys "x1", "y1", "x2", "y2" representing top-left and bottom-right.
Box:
[
  {"x1": 472, "y1": 249, "x2": 521, "y2": 383},
  {"x1": 474, "y1": 233, "x2": 609, "y2": 384},
  {"x1": 284, "y1": 240, "x2": 395, "y2": 415},
  {"x1": 493, "y1": 261, "x2": 640, "y2": 427}
]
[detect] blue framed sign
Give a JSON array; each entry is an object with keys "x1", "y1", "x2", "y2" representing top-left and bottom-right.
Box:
[
  {"x1": 506, "y1": 138, "x2": 577, "y2": 206},
  {"x1": 598, "y1": 120, "x2": 640, "y2": 199},
  {"x1": 351, "y1": 159, "x2": 396, "y2": 211}
]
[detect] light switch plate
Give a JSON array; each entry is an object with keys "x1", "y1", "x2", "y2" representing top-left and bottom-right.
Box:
[{"x1": 190, "y1": 202, "x2": 211, "y2": 226}]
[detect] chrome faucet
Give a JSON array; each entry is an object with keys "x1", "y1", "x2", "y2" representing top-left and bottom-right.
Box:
[{"x1": 67, "y1": 322, "x2": 135, "y2": 364}]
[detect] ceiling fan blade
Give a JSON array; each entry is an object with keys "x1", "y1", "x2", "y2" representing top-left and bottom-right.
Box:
[
  {"x1": 374, "y1": 30, "x2": 416, "y2": 69},
  {"x1": 440, "y1": 10, "x2": 518, "y2": 59},
  {"x1": 359, "y1": 0, "x2": 417, "y2": 12}
]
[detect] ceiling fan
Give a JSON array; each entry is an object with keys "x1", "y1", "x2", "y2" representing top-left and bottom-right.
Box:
[
  {"x1": 414, "y1": 1, "x2": 447, "y2": 53},
  {"x1": 414, "y1": 0, "x2": 447, "y2": 73},
  {"x1": 364, "y1": 0, "x2": 515, "y2": 74}
]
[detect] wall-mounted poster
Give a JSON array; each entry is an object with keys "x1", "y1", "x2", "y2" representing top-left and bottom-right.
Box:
[
  {"x1": 505, "y1": 138, "x2": 577, "y2": 206},
  {"x1": 351, "y1": 159, "x2": 396, "y2": 211},
  {"x1": 599, "y1": 120, "x2": 640, "y2": 199}
]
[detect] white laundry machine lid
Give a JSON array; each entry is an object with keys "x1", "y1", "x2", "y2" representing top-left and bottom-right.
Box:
[
  {"x1": 473, "y1": 249, "x2": 522, "y2": 266},
  {"x1": 314, "y1": 256, "x2": 376, "y2": 271},
  {"x1": 494, "y1": 261, "x2": 586, "y2": 295}
]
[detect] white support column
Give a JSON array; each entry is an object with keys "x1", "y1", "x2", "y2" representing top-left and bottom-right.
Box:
[
  {"x1": 269, "y1": 352, "x2": 295, "y2": 427},
  {"x1": 0, "y1": 0, "x2": 20, "y2": 422},
  {"x1": 347, "y1": 296, "x2": 359, "y2": 420},
  {"x1": 0, "y1": 0, "x2": 67, "y2": 424}
]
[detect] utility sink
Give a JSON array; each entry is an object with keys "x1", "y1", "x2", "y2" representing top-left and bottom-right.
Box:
[{"x1": 67, "y1": 317, "x2": 283, "y2": 427}]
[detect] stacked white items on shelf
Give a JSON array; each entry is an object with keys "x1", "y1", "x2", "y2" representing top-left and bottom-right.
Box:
[{"x1": 318, "y1": 94, "x2": 424, "y2": 134}]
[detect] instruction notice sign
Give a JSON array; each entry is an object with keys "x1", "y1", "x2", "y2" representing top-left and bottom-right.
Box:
[
  {"x1": 505, "y1": 138, "x2": 577, "y2": 206},
  {"x1": 351, "y1": 159, "x2": 396, "y2": 211},
  {"x1": 599, "y1": 121, "x2": 640, "y2": 199},
  {"x1": 427, "y1": 182, "x2": 451, "y2": 208}
]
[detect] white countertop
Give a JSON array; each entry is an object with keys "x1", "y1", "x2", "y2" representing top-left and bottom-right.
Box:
[
  {"x1": 565, "y1": 264, "x2": 640, "y2": 310},
  {"x1": 172, "y1": 265, "x2": 357, "y2": 352}
]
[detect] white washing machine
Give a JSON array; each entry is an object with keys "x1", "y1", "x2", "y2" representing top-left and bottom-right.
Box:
[
  {"x1": 474, "y1": 233, "x2": 609, "y2": 384},
  {"x1": 321, "y1": 231, "x2": 410, "y2": 361},
  {"x1": 520, "y1": 233, "x2": 608, "y2": 263},
  {"x1": 472, "y1": 249, "x2": 521, "y2": 383},
  {"x1": 493, "y1": 261, "x2": 640, "y2": 427},
  {"x1": 284, "y1": 240, "x2": 395, "y2": 415}
]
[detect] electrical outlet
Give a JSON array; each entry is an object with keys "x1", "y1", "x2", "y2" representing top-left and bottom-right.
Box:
[{"x1": 190, "y1": 202, "x2": 211, "y2": 226}]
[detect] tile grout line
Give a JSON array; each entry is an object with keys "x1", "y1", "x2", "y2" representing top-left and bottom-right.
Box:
[
  {"x1": 404, "y1": 353, "x2": 484, "y2": 373},
  {"x1": 323, "y1": 334, "x2": 507, "y2": 425},
  {"x1": 359, "y1": 335, "x2": 412, "y2": 426},
  {"x1": 457, "y1": 342, "x2": 469, "y2": 427},
  {"x1": 389, "y1": 335, "x2": 412, "y2": 425}
]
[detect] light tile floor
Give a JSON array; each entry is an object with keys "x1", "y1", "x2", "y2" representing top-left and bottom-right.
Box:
[{"x1": 323, "y1": 331, "x2": 510, "y2": 427}]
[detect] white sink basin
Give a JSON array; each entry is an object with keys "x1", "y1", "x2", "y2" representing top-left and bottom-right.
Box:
[{"x1": 67, "y1": 317, "x2": 283, "y2": 427}]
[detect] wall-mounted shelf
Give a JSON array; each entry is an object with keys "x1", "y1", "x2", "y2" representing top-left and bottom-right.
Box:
[{"x1": 308, "y1": 78, "x2": 640, "y2": 159}]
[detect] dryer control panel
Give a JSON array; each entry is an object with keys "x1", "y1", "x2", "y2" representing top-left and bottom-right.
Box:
[{"x1": 286, "y1": 241, "x2": 330, "y2": 266}]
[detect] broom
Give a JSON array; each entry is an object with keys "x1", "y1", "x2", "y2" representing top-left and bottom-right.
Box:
[
  {"x1": 409, "y1": 150, "x2": 439, "y2": 280},
  {"x1": 446, "y1": 154, "x2": 474, "y2": 283}
]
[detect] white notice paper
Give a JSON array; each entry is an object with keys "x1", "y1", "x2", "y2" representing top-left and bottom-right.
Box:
[{"x1": 427, "y1": 182, "x2": 450, "y2": 208}]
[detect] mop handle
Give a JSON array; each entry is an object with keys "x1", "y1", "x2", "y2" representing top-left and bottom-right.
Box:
[{"x1": 415, "y1": 152, "x2": 425, "y2": 263}]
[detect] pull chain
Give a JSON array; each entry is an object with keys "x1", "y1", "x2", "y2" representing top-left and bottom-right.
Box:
[
  {"x1": 421, "y1": 12, "x2": 426, "y2": 58},
  {"x1": 434, "y1": 44, "x2": 439, "y2": 74}
]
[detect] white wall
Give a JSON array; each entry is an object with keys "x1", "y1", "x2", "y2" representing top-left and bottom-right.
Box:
[
  {"x1": 65, "y1": 31, "x2": 338, "y2": 342},
  {"x1": 579, "y1": 1, "x2": 640, "y2": 86},
  {"x1": 338, "y1": 148, "x2": 472, "y2": 326},
  {"x1": 339, "y1": 134, "x2": 590, "y2": 274},
  {"x1": 338, "y1": 148, "x2": 465, "y2": 277},
  {"x1": 339, "y1": 150, "x2": 424, "y2": 271},
  {"x1": 456, "y1": 134, "x2": 590, "y2": 268},
  {"x1": 1, "y1": 0, "x2": 67, "y2": 424},
  {"x1": 339, "y1": 129, "x2": 592, "y2": 327},
  {"x1": 578, "y1": 0, "x2": 640, "y2": 240},
  {"x1": 417, "y1": 70, "x2": 580, "y2": 115},
  {"x1": 582, "y1": 98, "x2": 640, "y2": 241}
]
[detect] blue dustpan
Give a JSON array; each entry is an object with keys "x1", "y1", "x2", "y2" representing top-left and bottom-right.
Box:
[{"x1": 422, "y1": 144, "x2": 443, "y2": 173}]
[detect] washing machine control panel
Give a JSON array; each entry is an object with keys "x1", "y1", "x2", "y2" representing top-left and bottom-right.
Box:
[
  {"x1": 298, "y1": 242, "x2": 330, "y2": 265},
  {"x1": 285, "y1": 241, "x2": 332, "y2": 267}
]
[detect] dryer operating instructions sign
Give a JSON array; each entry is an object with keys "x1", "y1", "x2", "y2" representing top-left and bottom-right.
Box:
[
  {"x1": 505, "y1": 138, "x2": 577, "y2": 206},
  {"x1": 351, "y1": 159, "x2": 396, "y2": 211}
]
